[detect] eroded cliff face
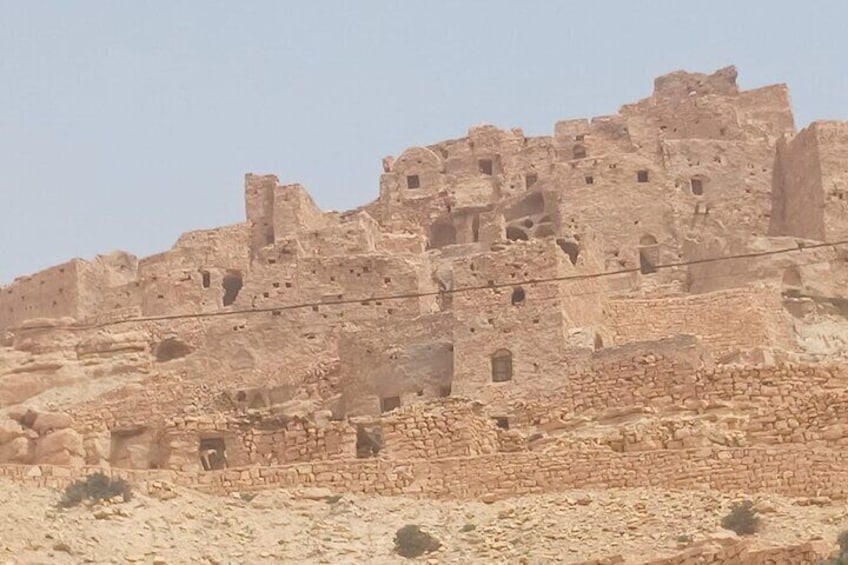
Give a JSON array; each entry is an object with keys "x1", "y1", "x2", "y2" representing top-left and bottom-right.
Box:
[{"x1": 0, "y1": 66, "x2": 847, "y2": 512}]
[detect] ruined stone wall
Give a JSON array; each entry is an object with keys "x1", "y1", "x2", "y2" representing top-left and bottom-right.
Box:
[
  {"x1": 770, "y1": 125, "x2": 824, "y2": 240},
  {"x1": 468, "y1": 336, "x2": 846, "y2": 424},
  {"x1": 451, "y1": 240, "x2": 569, "y2": 402},
  {"x1": 549, "y1": 156, "x2": 681, "y2": 277},
  {"x1": 379, "y1": 399, "x2": 499, "y2": 460},
  {"x1": 661, "y1": 139, "x2": 775, "y2": 238},
  {"x1": 816, "y1": 121, "x2": 848, "y2": 241},
  {"x1": 0, "y1": 260, "x2": 83, "y2": 331},
  {"x1": 604, "y1": 284, "x2": 793, "y2": 354},
  {"x1": 244, "y1": 173, "x2": 277, "y2": 256},
  {"x1": 7, "y1": 444, "x2": 847, "y2": 501},
  {"x1": 768, "y1": 121, "x2": 848, "y2": 243},
  {"x1": 337, "y1": 314, "x2": 454, "y2": 417},
  {"x1": 139, "y1": 252, "x2": 202, "y2": 316},
  {"x1": 502, "y1": 357, "x2": 848, "y2": 452},
  {"x1": 158, "y1": 416, "x2": 357, "y2": 471},
  {"x1": 297, "y1": 211, "x2": 381, "y2": 257},
  {"x1": 638, "y1": 540, "x2": 827, "y2": 565},
  {"x1": 172, "y1": 223, "x2": 250, "y2": 271},
  {"x1": 734, "y1": 84, "x2": 796, "y2": 141},
  {"x1": 65, "y1": 318, "x2": 339, "y2": 430},
  {"x1": 575, "y1": 540, "x2": 830, "y2": 565},
  {"x1": 271, "y1": 182, "x2": 326, "y2": 241},
  {"x1": 620, "y1": 68, "x2": 793, "y2": 145}
]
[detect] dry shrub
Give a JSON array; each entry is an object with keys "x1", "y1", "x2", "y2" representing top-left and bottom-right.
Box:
[
  {"x1": 394, "y1": 524, "x2": 441, "y2": 558},
  {"x1": 720, "y1": 500, "x2": 760, "y2": 536},
  {"x1": 59, "y1": 472, "x2": 132, "y2": 508}
]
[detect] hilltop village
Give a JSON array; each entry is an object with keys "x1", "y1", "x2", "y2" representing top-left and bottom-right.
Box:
[{"x1": 1, "y1": 66, "x2": 848, "y2": 563}]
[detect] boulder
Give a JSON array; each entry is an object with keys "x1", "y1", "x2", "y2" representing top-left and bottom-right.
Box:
[
  {"x1": 83, "y1": 434, "x2": 111, "y2": 465},
  {"x1": 0, "y1": 436, "x2": 31, "y2": 463},
  {"x1": 3, "y1": 404, "x2": 30, "y2": 422},
  {"x1": 0, "y1": 418, "x2": 25, "y2": 444},
  {"x1": 32, "y1": 411, "x2": 75, "y2": 435},
  {"x1": 34, "y1": 428, "x2": 84, "y2": 464}
]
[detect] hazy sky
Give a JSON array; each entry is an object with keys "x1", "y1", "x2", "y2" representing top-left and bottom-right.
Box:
[{"x1": 1, "y1": 1, "x2": 846, "y2": 283}]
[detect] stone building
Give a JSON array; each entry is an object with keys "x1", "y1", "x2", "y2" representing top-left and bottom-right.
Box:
[{"x1": 1, "y1": 66, "x2": 848, "y2": 513}]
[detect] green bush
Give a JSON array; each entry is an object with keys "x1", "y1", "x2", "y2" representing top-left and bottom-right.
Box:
[
  {"x1": 720, "y1": 500, "x2": 760, "y2": 536},
  {"x1": 59, "y1": 472, "x2": 132, "y2": 508},
  {"x1": 394, "y1": 524, "x2": 441, "y2": 558}
]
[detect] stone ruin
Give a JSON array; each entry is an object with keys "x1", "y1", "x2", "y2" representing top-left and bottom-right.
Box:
[{"x1": 1, "y1": 67, "x2": 848, "y2": 534}]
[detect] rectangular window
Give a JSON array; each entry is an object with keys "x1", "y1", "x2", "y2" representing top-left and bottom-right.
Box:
[
  {"x1": 493, "y1": 417, "x2": 509, "y2": 430},
  {"x1": 637, "y1": 170, "x2": 649, "y2": 183},
  {"x1": 639, "y1": 248, "x2": 659, "y2": 275},
  {"x1": 491, "y1": 352, "x2": 513, "y2": 382},
  {"x1": 478, "y1": 159, "x2": 494, "y2": 176},
  {"x1": 691, "y1": 178, "x2": 703, "y2": 195},
  {"x1": 406, "y1": 175, "x2": 420, "y2": 189},
  {"x1": 585, "y1": 175, "x2": 594, "y2": 185},
  {"x1": 199, "y1": 438, "x2": 227, "y2": 471}
]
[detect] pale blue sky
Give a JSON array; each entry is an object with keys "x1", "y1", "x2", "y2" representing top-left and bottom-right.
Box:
[{"x1": 1, "y1": 1, "x2": 846, "y2": 283}]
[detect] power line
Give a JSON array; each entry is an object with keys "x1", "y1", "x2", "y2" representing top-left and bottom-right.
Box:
[{"x1": 11, "y1": 238, "x2": 848, "y2": 332}]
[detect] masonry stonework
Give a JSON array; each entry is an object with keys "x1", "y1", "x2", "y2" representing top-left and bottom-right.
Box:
[{"x1": 2, "y1": 65, "x2": 848, "y2": 563}]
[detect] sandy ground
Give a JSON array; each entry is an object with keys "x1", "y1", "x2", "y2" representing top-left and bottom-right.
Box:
[{"x1": 0, "y1": 479, "x2": 845, "y2": 564}]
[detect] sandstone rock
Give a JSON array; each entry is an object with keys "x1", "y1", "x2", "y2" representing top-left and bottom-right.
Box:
[
  {"x1": 480, "y1": 492, "x2": 498, "y2": 504},
  {"x1": 0, "y1": 418, "x2": 25, "y2": 444},
  {"x1": 821, "y1": 425, "x2": 845, "y2": 441},
  {"x1": 31, "y1": 411, "x2": 74, "y2": 435},
  {"x1": 83, "y1": 435, "x2": 111, "y2": 465},
  {"x1": 34, "y1": 428, "x2": 84, "y2": 464},
  {"x1": 296, "y1": 487, "x2": 333, "y2": 500},
  {"x1": 2, "y1": 404, "x2": 30, "y2": 423},
  {"x1": 0, "y1": 436, "x2": 31, "y2": 463}
]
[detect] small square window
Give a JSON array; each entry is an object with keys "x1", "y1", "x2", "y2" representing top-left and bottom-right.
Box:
[
  {"x1": 493, "y1": 417, "x2": 509, "y2": 430},
  {"x1": 380, "y1": 396, "x2": 401, "y2": 413},
  {"x1": 406, "y1": 175, "x2": 420, "y2": 189},
  {"x1": 525, "y1": 173, "x2": 538, "y2": 188},
  {"x1": 478, "y1": 159, "x2": 494, "y2": 176},
  {"x1": 575, "y1": 134, "x2": 585, "y2": 141},
  {"x1": 637, "y1": 170, "x2": 649, "y2": 183},
  {"x1": 585, "y1": 175, "x2": 594, "y2": 185}
]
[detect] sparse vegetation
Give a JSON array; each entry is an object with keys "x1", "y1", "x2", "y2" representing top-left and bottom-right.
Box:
[
  {"x1": 58, "y1": 472, "x2": 132, "y2": 508},
  {"x1": 675, "y1": 533, "x2": 693, "y2": 545},
  {"x1": 394, "y1": 524, "x2": 442, "y2": 558},
  {"x1": 720, "y1": 500, "x2": 760, "y2": 536},
  {"x1": 460, "y1": 523, "x2": 477, "y2": 533},
  {"x1": 239, "y1": 492, "x2": 259, "y2": 502}
]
